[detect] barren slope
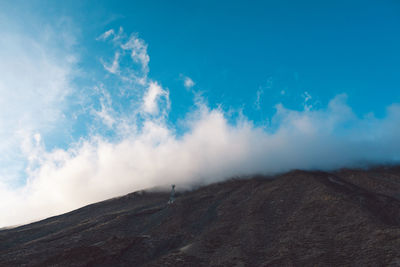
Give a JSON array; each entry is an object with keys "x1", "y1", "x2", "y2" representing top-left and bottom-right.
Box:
[{"x1": 1, "y1": 166, "x2": 400, "y2": 266}]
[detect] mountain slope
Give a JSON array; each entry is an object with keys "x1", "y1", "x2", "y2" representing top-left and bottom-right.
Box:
[{"x1": 1, "y1": 167, "x2": 400, "y2": 266}]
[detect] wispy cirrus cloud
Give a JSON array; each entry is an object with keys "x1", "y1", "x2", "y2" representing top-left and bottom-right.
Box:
[
  {"x1": 101, "y1": 51, "x2": 120, "y2": 74},
  {"x1": 254, "y1": 88, "x2": 264, "y2": 110},
  {"x1": 121, "y1": 34, "x2": 150, "y2": 75},
  {"x1": 96, "y1": 29, "x2": 115, "y2": 41},
  {"x1": 98, "y1": 27, "x2": 150, "y2": 85}
]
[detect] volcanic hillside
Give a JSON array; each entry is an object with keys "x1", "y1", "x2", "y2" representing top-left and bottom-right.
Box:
[{"x1": 1, "y1": 166, "x2": 400, "y2": 266}]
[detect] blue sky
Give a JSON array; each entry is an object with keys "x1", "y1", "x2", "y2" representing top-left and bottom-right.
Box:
[
  {"x1": 91, "y1": 0, "x2": 400, "y2": 115},
  {"x1": 0, "y1": 0, "x2": 400, "y2": 226},
  {"x1": 9, "y1": 0, "x2": 400, "y2": 118}
]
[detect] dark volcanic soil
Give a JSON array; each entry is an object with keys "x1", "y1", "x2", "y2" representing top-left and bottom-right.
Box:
[{"x1": 1, "y1": 166, "x2": 400, "y2": 266}]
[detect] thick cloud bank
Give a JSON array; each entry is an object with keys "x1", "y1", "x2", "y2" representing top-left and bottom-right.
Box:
[
  {"x1": 1, "y1": 95, "x2": 400, "y2": 227},
  {"x1": 0, "y1": 27, "x2": 399, "y2": 227}
]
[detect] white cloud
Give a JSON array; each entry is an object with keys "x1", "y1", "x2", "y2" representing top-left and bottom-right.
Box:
[
  {"x1": 98, "y1": 28, "x2": 149, "y2": 84},
  {"x1": 254, "y1": 88, "x2": 263, "y2": 110},
  {"x1": 97, "y1": 30, "x2": 170, "y2": 118},
  {"x1": 142, "y1": 81, "x2": 170, "y2": 115},
  {"x1": 102, "y1": 51, "x2": 120, "y2": 74},
  {"x1": 96, "y1": 29, "x2": 115, "y2": 41},
  {"x1": 1, "y1": 93, "x2": 400, "y2": 227},
  {"x1": 184, "y1": 76, "x2": 195, "y2": 89},
  {"x1": 302, "y1": 91, "x2": 313, "y2": 111},
  {"x1": 121, "y1": 34, "x2": 150, "y2": 75},
  {"x1": 92, "y1": 86, "x2": 116, "y2": 128}
]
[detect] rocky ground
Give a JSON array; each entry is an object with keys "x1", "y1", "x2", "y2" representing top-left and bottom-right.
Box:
[{"x1": 1, "y1": 166, "x2": 400, "y2": 266}]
